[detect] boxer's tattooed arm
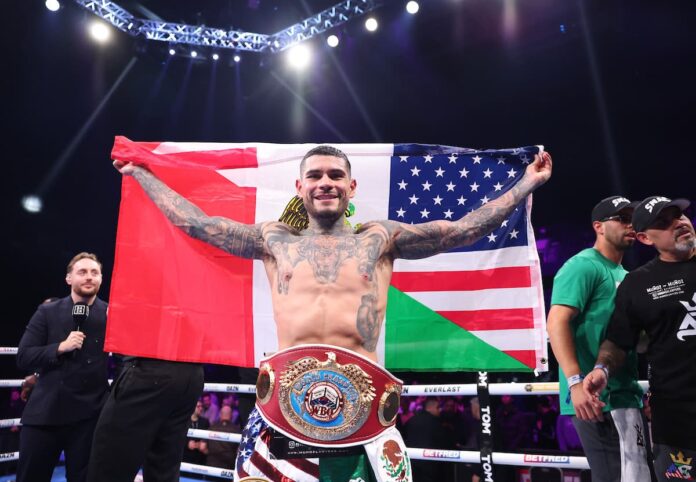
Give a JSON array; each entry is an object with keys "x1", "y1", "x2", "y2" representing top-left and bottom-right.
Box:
[
  {"x1": 356, "y1": 293, "x2": 380, "y2": 352},
  {"x1": 132, "y1": 168, "x2": 266, "y2": 259},
  {"x1": 385, "y1": 177, "x2": 536, "y2": 259}
]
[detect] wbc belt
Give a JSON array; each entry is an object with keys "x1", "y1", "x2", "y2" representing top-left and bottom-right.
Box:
[{"x1": 255, "y1": 344, "x2": 402, "y2": 448}]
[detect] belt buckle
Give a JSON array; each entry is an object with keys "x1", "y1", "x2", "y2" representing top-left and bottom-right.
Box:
[{"x1": 278, "y1": 351, "x2": 376, "y2": 442}]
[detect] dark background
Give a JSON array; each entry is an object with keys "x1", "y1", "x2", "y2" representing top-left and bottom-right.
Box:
[{"x1": 3, "y1": 0, "x2": 695, "y2": 380}]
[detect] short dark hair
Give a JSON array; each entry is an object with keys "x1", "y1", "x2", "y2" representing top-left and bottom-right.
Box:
[
  {"x1": 300, "y1": 145, "x2": 351, "y2": 175},
  {"x1": 66, "y1": 252, "x2": 101, "y2": 274}
]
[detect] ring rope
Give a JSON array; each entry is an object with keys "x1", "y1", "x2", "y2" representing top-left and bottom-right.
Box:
[{"x1": 0, "y1": 347, "x2": 633, "y2": 474}]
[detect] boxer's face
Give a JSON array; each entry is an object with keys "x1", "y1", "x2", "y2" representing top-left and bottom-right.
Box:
[{"x1": 297, "y1": 155, "x2": 356, "y2": 224}]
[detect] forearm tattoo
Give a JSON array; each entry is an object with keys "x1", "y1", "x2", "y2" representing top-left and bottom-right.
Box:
[
  {"x1": 390, "y1": 176, "x2": 536, "y2": 259},
  {"x1": 596, "y1": 340, "x2": 627, "y2": 375},
  {"x1": 133, "y1": 168, "x2": 264, "y2": 259}
]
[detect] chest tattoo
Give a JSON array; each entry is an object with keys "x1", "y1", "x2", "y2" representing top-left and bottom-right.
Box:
[{"x1": 266, "y1": 230, "x2": 385, "y2": 294}]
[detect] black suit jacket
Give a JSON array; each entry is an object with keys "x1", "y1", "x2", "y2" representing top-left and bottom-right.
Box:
[{"x1": 17, "y1": 296, "x2": 110, "y2": 425}]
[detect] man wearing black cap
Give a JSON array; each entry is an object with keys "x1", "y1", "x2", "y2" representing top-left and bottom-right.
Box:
[
  {"x1": 548, "y1": 196, "x2": 651, "y2": 482},
  {"x1": 585, "y1": 196, "x2": 696, "y2": 482}
]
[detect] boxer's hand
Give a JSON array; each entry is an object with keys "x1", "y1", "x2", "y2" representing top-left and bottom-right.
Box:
[
  {"x1": 523, "y1": 151, "x2": 553, "y2": 188},
  {"x1": 113, "y1": 160, "x2": 142, "y2": 176},
  {"x1": 57, "y1": 331, "x2": 86, "y2": 354}
]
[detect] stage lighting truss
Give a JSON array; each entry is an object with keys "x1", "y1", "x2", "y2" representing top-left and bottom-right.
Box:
[{"x1": 74, "y1": 0, "x2": 378, "y2": 54}]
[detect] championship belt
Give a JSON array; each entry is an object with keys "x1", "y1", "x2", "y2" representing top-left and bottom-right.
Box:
[{"x1": 255, "y1": 344, "x2": 402, "y2": 448}]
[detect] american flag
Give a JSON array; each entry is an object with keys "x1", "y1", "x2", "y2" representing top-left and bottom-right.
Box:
[
  {"x1": 388, "y1": 145, "x2": 532, "y2": 248},
  {"x1": 235, "y1": 409, "x2": 320, "y2": 481},
  {"x1": 386, "y1": 144, "x2": 546, "y2": 371}
]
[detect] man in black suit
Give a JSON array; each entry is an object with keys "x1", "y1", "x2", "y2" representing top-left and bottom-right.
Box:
[{"x1": 16, "y1": 252, "x2": 110, "y2": 482}]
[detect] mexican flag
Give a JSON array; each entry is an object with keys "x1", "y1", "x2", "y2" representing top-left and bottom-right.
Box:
[{"x1": 107, "y1": 137, "x2": 547, "y2": 372}]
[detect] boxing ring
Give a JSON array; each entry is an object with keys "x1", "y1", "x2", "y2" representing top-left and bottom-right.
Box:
[{"x1": 0, "y1": 347, "x2": 650, "y2": 480}]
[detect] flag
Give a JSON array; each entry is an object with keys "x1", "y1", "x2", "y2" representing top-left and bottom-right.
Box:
[{"x1": 108, "y1": 137, "x2": 547, "y2": 372}]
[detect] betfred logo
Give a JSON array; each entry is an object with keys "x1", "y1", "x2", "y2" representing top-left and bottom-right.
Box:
[
  {"x1": 523, "y1": 454, "x2": 570, "y2": 464},
  {"x1": 422, "y1": 450, "x2": 460, "y2": 459}
]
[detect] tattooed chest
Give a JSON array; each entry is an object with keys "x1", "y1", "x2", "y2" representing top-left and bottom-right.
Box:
[{"x1": 269, "y1": 234, "x2": 385, "y2": 293}]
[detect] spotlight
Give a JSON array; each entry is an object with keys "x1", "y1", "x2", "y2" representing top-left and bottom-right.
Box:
[
  {"x1": 191, "y1": 50, "x2": 198, "y2": 58},
  {"x1": 287, "y1": 44, "x2": 311, "y2": 70},
  {"x1": 89, "y1": 22, "x2": 111, "y2": 43},
  {"x1": 21, "y1": 195, "x2": 43, "y2": 214},
  {"x1": 406, "y1": 1, "x2": 420, "y2": 14},
  {"x1": 45, "y1": 0, "x2": 60, "y2": 12},
  {"x1": 212, "y1": 53, "x2": 219, "y2": 61},
  {"x1": 327, "y1": 35, "x2": 339, "y2": 48},
  {"x1": 365, "y1": 17, "x2": 378, "y2": 32},
  {"x1": 233, "y1": 54, "x2": 241, "y2": 63},
  {"x1": 168, "y1": 48, "x2": 176, "y2": 56}
]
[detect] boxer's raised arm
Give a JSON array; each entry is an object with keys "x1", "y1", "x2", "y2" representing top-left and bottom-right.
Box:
[
  {"x1": 386, "y1": 152, "x2": 552, "y2": 260},
  {"x1": 115, "y1": 161, "x2": 266, "y2": 259}
]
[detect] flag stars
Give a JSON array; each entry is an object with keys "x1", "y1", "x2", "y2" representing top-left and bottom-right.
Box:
[
  {"x1": 434, "y1": 167, "x2": 445, "y2": 177},
  {"x1": 448, "y1": 154, "x2": 458, "y2": 164},
  {"x1": 446, "y1": 181, "x2": 456, "y2": 192},
  {"x1": 501, "y1": 220, "x2": 509, "y2": 228},
  {"x1": 472, "y1": 155, "x2": 482, "y2": 164},
  {"x1": 470, "y1": 182, "x2": 480, "y2": 192},
  {"x1": 424, "y1": 155, "x2": 433, "y2": 163},
  {"x1": 420, "y1": 208, "x2": 430, "y2": 219},
  {"x1": 520, "y1": 154, "x2": 531, "y2": 164},
  {"x1": 493, "y1": 182, "x2": 503, "y2": 191},
  {"x1": 507, "y1": 168, "x2": 517, "y2": 178},
  {"x1": 482, "y1": 168, "x2": 493, "y2": 178},
  {"x1": 409, "y1": 194, "x2": 419, "y2": 205},
  {"x1": 457, "y1": 196, "x2": 467, "y2": 205},
  {"x1": 487, "y1": 233, "x2": 497, "y2": 243},
  {"x1": 411, "y1": 166, "x2": 421, "y2": 176},
  {"x1": 396, "y1": 207, "x2": 406, "y2": 218},
  {"x1": 459, "y1": 167, "x2": 469, "y2": 178},
  {"x1": 481, "y1": 195, "x2": 490, "y2": 204},
  {"x1": 398, "y1": 180, "x2": 408, "y2": 190},
  {"x1": 433, "y1": 195, "x2": 443, "y2": 205},
  {"x1": 422, "y1": 181, "x2": 432, "y2": 191},
  {"x1": 399, "y1": 156, "x2": 409, "y2": 163},
  {"x1": 497, "y1": 156, "x2": 506, "y2": 164},
  {"x1": 443, "y1": 209, "x2": 454, "y2": 219},
  {"x1": 510, "y1": 229, "x2": 519, "y2": 239}
]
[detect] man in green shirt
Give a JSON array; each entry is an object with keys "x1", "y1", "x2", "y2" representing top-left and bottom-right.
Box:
[{"x1": 547, "y1": 196, "x2": 650, "y2": 482}]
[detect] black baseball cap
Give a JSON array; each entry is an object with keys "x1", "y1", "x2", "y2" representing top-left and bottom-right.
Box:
[
  {"x1": 591, "y1": 196, "x2": 638, "y2": 223},
  {"x1": 632, "y1": 196, "x2": 691, "y2": 232}
]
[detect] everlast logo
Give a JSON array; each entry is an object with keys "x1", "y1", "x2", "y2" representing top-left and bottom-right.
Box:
[
  {"x1": 677, "y1": 292, "x2": 696, "y2": 341},
  {"x1": 645, "y1": 197, "x2": 670, "y2": 213}
]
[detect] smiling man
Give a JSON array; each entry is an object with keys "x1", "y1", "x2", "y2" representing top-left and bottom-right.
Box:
[
  {"x1": 111, "y1": 144, "x2": 552, "y2": 482},
  {"x1": 16, "y1": 252, "x2": 109, "y2": 482},
  {"x1": 584, "y1": 196, "x2": 696, "y2": 482}
]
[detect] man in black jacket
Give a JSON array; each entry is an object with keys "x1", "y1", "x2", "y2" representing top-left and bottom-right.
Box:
[{"x1": 16, "y1": 252, "x2": 109, "y2": 482}]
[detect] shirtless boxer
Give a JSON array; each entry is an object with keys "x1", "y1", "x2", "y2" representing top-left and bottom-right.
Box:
[{"x1": 113, "y1": 145, "x2": 552, "y2": 481}]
